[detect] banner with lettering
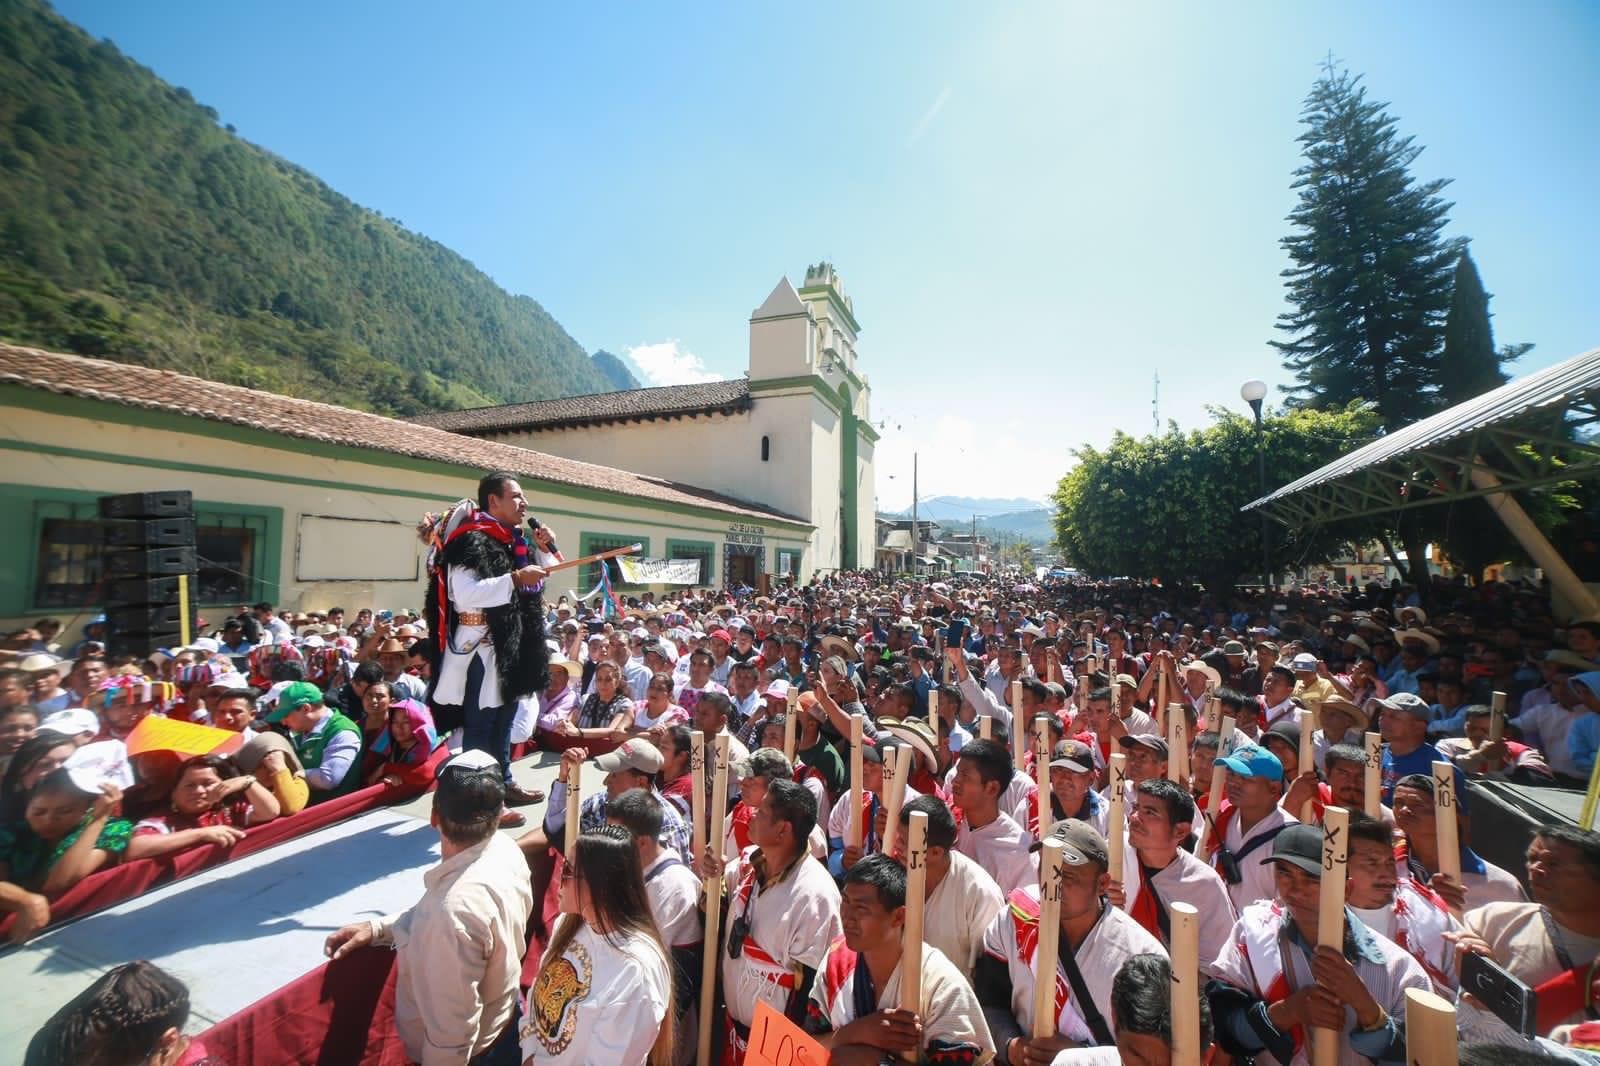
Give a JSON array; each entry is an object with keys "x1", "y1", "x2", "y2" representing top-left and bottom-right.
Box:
[{"x1": 615, "y1": 555, "x2": 702, "y2": 585}]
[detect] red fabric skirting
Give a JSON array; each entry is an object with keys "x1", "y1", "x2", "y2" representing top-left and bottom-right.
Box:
[
  {"x1": 198, "y1": 946, "x2": 411, "y2": 1066},
  {"x1": 0, "y1": 762, "x2": 442, "y2": 940}
]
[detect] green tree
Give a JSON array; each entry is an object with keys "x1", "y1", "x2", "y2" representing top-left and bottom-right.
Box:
[
  {"x1": 1052, "y1": 405, "x2": 1383, "y2": 593},
  {"x1": 1273, "y1": 62, "x2": 1462, "y2": 427},
  {"x1": 1438, "y1": 250, "x2": 1532, "y2": 406}
]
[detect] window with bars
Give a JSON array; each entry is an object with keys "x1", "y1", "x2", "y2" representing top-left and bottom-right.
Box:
[
  {"x1": 665, "y1": 540, "x2": 715, "y2": 587},
  {"x1": 31, "y1": 502, "x2": 269, "y2": 608},
  {"x1": 578, "y1": 533, "x2": 651, "y2": 592}
]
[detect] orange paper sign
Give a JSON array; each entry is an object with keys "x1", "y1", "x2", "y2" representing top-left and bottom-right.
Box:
[
  {"x1": 125, "y1": 715, "x2": 243, "y2": 759},
  {"x1": 747, "y1": 1001, "x2": 827, "y2": 1066}
]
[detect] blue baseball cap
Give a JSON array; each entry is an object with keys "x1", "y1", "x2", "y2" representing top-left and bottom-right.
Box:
[{"x1": 1217, "y1": 744, "x2": 1284, "y2": 782}]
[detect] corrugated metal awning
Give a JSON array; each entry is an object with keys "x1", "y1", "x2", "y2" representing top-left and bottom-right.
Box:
[{"x1": 1243, "y1": 347, "x2": 1600, "y2": 528}]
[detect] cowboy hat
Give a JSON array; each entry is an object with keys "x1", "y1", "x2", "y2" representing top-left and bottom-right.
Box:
[
  {"x1": 818, "y1": 634, "x2": 858, "y2": 662},
  {"x1": 1393, "y1": 628, "x2": 1441, "y2": 654},
  {"x1": 877, "y1": 717, "x2": 940, "y2": 775}
]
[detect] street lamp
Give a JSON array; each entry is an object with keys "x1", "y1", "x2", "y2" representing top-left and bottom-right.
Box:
[{"x1": 1240, "y1": 380, "x2": 1270, "y2": 593}]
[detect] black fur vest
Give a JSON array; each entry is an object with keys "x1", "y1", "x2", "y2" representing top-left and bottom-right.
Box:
[{"x1": 424, "y1": 528, "x2": 549, "y2": 731}]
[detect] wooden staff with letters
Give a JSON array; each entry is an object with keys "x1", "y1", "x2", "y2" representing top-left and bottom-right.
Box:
[
  {"x1": 1035, "y1": 717, "x2": 1051, "y2": 836},
  {"x1": 1195, "y1": 716, "x2": 1235, "y2": 854},
  {"x1": 689, "y1": 730, "x2": 706, "y2": 862},
  {"x1": 564, "y1": 760, "x2": 582, "y2": 856},
  {"x1": 697, "y1": 733, "x2": 731, "y2": 1066},
  {"x1": 1032, "y1": 839, "x2": 1066, "y2": 1038},
  {"x1": 1313, "y1": 805, "x2": 1350, "y2": 1065},
  {"x1": 899, "y1": 810, "x2": 929, "y2": 1062},
  {"x1": 849, "y1": 714, "x2": 866, "y2": 852},
  {"x1": 1168, "y1": 704, "x2": 1189, "y2": 784},
  {"x1": 1364, "y1": 731, "x2": 1382, "y2": 817},
  {"x1": 1433, "y1": 761, "x2": 1463, "y2": 916},
  {"x1": 1297, "y1": 708, "x2": 1317, "y2": 822},
  {"x1": 1108, "y1": 752, "x2": 1127, "y2": 889},
  {"x1": 783, "y1": 688, "x2": 798, "y2": 764},
  {"x1": 882, "y1": 743, "x2": 911, "y2": 857},
  {"x1": 1011, "y1": 679, "x2": 1027, "y2": 769}
]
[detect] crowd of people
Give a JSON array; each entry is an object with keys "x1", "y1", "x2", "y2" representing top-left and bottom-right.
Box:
[{"x1": 9, "y1": 493, "x2": 1600, "y2": 1063}]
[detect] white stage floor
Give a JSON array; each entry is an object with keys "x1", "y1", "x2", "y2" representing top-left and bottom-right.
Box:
[{"x1": 0, "y1": 750, "x2": 569, "y2": 1065}]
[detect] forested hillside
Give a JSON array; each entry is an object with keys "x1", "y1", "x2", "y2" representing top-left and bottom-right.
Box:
[{"x1": 0, "y1": 0, "x2": 622, "y2": 414}]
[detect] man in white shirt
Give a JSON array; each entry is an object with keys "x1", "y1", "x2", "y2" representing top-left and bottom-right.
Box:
[
  {"x1": 977, "y1": 819, "x2": 1167, "y2": 1064},
  {"x1": 325, "y1": 750, "x2": 533, "y2": 1065},
  {"x1": 1202, "y1": 744, "x2": 1298, "y2": 913},
  {"x1": 1109, "y1": 778, "x2": 1236, "y2": 973},
  {"x1": 253, "y1": 601, "x2": 293, "y2": 643},
  {"x1": 893, "y1": 794, "x2": 1006, "y2": 980},
  {"x1": 949, "y1": 739, "x2": 1037, "y2": 896}
]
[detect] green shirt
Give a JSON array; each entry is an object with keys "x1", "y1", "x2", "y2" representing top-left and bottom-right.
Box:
[{"x1": 0, "y1": 815, "x2": 134, "y2": 889}]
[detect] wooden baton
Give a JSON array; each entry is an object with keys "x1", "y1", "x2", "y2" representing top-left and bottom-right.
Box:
[
  {"x1": 1011, "y1": 679, "x2": 1027, "y2": 770},
  {"x1": 1168, "y1": 704, "x2": 1189, "y2": 785},
  {"x1": 1035, "y1": 716, "x2": 1051, "y2": 837},
  {"x1": 849, "y1": 714, "x2": 865, "y2": 851},
  {"x1": 689, "y1": 729, "x2": 706, "y2": 863},
  {"x1": 1032, "y1": 839, "x2": 1066, "y2": 1038},
  {"x1": 900, "y1": 810, "x2": 929, "y2": 1061},
  {"x1": 1364, "y1": 731, "x2": 1382, "y2": 817},
  {"x1": 1297, "y1": 708, "x2": 1316, "y2": 822},
  {"x1": 1108, "y1": 752, "x2": 1127, "y2": 889},
  {"x1": 696, "y1": 733, "x2": 731, "y2": 1066},
  {"x1": 1170, "y1": 901, "x2": 1202, "y2": 1066},
  {"x1": 1433, "y1": 760, "x2": 1463, "y2": 916},
  {"x1": 882, "y1": 743, "x2": 911, "y2": 857},
  {"x1": 783, "y1": 688, "x2": 798, "y2": 765},
  {"x1": 979, "y1": 714, "x2": 993, "y2": 741},
  {"x1": 1489, "y1": 689, "x2": 1506, "y2": 744},
  {"x1": 564, "y1": 759, "x2": 582, "y2": 856},
  {"x1": 1405, "y1": 987, "x2": 1460, "y2": 1066},
  {"x1": 1313, "y1": 805, "x2": 1350, "y2": 1066}
]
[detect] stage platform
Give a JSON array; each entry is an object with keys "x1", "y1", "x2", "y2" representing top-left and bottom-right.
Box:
[{"x1": 0, "y1": 749, "x2": 574, "y2": 1065}]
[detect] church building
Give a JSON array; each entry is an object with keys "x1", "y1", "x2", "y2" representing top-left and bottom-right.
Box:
[{"x1": 416, "y1": 262, "x2": 878, "y2": 586}]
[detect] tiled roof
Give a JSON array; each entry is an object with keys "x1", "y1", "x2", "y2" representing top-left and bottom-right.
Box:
[
  {"x1": 410, "y1": 378, "x2": 752, "y2": 434},
  {"x1": 0, "y1": 345, "x2": 808, "y2": 526}
]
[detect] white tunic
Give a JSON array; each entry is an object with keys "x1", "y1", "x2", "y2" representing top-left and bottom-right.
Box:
[
  {"x1": 643, "y1": 853, "x2": 703, "y2": 949},
  {"x1": 924, "y1": 849, "x2": 1007, "y2": 979},
  {"x1": 1216, "y1": 804, "x2": 1298, "y2": 913},
  {"x1": 521, "y1": 922, "x2": 670, "y2": 1065},
  {"x1": 720, "y1": 847, "x2": 842, "y2": 1028},
  {"x1": 954, "y1": 812, "x2": 1038, "y2": 898},
  {"x1": 808, "y1": 938, "x2": 995, "y2": 1056},
  {"x1": 435, "y1": 565, "x2": 513, "y2": 708},
  {"x1": 1119, "y1": 844, "x2": 1238, "y2": 974}
]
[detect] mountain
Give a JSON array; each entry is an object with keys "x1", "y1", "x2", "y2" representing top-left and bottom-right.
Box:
[
  {"x1": 890, "y1": 496, "x2": 1048, "y2": 522},
  {"x1": 0, "y1": 0, "x2": 617, "y2": 415},
  {"x1": 590, "y1": 349, "x2": 641, "y2": 392},
  {"x1": 977, "y1": 508, "x2": 1056, "y2": 546}
]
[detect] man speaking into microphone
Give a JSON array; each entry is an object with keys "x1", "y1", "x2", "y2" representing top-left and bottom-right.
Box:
[{"x1": 423, "y1": 473, "x2": 558, "y2": 827}]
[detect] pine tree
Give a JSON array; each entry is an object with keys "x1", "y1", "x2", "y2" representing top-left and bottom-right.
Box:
[
  {"x1": 1273, "y1": 62, "x2": 1463, "y2": 429},
  {"x1": 1439, "y1": 250, "x2": 1531, "y2": 405}
]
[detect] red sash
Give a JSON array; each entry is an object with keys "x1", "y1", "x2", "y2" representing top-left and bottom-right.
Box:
[
  {"x1": 1127, "y1": 863, "x2": 1164, "y2": 944},
  {"x1": 1536, "y1": 959, "x2": 1600, "y2": 1032}
]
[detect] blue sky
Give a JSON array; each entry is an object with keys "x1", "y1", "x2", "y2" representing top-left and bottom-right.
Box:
[{"x1": 53, "y1": 0, "x2": 1600, "y2": 512}]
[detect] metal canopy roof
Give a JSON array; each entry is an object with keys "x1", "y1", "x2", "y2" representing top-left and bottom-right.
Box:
[{"x1": 1243, "y1": 347, "x2": 1600, "y2": 528}]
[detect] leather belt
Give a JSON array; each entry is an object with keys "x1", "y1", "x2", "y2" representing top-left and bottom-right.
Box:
[{"x1": 457, "y1": 611, "x2": 488, "y2": 626}]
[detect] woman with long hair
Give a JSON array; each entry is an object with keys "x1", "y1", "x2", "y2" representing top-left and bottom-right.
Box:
[
  {"x1": 0, "y1": 770, "x2": 130, "y2": 897},
  {"x1": 522, "y1": 825, "x2": 673, "y2": 1065},
  {"x1": 0, "y1": 733, "x2": 78, "y2": 824},
  {"x1": 363, "y1": 699, "x2": 442, "y2": 787},
  {"x1": 24, "y1": 959, "x2": 222, "y2": 1065},
  {"x1": 359, "y1": 678, "x2": 395, "y2": 743},
  {"x1": 555, "y1": 662, "x2": 633, "y2": 752},
  {"x1": 124, "y1": 753, "x2": 280, "y2": 861}
]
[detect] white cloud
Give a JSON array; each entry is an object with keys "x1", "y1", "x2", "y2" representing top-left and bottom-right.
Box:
[
  {"x1": 906, "y1": 86, "x2": 952, "y2": 145},
  {"x1": 624, "y1": 339, "x2": 722, "y2": 387}
]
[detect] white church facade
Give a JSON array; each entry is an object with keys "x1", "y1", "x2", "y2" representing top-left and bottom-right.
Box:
[{"x1": 416, "y1": 263, "x2": 878, "y2": 586}]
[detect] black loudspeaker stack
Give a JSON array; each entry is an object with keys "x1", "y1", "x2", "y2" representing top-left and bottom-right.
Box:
[{"x1": 99, "y1": 491, "x2": 198, "y2": 657}]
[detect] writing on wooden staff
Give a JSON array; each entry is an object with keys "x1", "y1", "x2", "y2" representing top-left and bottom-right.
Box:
[
  {"x1": 899, "y1": 809, "x2": 929, "y2": 1063},
  {"x1": 696, "y1": 732, "x2": 731, "y2": 1066}
]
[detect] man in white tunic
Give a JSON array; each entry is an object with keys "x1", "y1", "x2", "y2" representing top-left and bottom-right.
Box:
[
  {"x1": 950, "y1": 738, "x2": 1038, "y2": 896},
  {"x1": 702, "y1": 777, "x2": 841, "y2": 1064},
  {"x1": 1201, "y1": 744, "x2": 1297, "y2": 913},
  {"x1": 893, "y1": 794, "x2": 1006, "y2": 980},
  {"x1": 1206, "y1": 823, "x2": 1430, "y2": 1066},
  {"x1": 804, "y1": 854, "x2": 994, "y2": 1064},
  {"x1": 1108, "y1": 778, "x2": 1237, "y2": 973},
  {"x1": 976, "y1": 819, "x2": 1166, "y2": 1064}
]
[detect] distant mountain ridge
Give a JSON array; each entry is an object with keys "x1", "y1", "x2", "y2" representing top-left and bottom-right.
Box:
[
  {"x1": 888, "y1": 495, "x2": 1048, "y2": 521},
  {"x1": 0, "y1": 0, "x2": 620, "y2": 415},
  {"x1": 590, "y1": 349, "x2": 642, "y2": 392}
]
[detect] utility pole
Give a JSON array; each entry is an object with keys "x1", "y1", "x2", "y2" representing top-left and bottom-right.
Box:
[{"x1": 910, "y1": 451, "x2": 918, "y2": 576}]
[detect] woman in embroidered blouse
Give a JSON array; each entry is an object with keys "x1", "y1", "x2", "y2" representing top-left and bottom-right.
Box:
[
  {"x1": 0, "y1": 769, "x2": 130, "y2": 896},
  {"x1": 124, "y1": 754, "x2": 280, "y2": 861},
  {"x1": 521, "y1": 826, "x2": 673, "y2": 1065},
  {"x1": 364, "y1": 699, "x2": 442, "y2": 787},
  {"x1": 558, "y1": 662, "x2": 634, "y2": 746},
  {"x1": 628, "y1": 673, "x2": 688, "y2": 735}
]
